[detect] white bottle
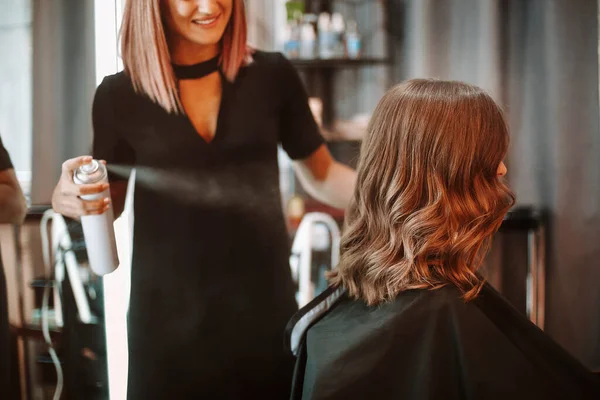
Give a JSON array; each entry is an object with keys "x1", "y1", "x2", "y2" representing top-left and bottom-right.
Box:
[
  {"x1": 283, "y1": 24, "x2": 293, "y2": 57},
  {"x1": 331, "y1": 13, "x2": 346, "y2": 58},
  {"x1": 300, "y1": 22, "x2": 317, "y2": 59},
  {"x1": 346, "y1": 20, "x2": 361, "y2": 59},
  {"x1": 284, "y1": 21, "x2": 300, "y2": 59},
  {"x1": 318, "y1": 13, "x2": 335, "y2": 59},
  {"x1": 73, "y1": 160, "x2": 119, "y2": 275}
]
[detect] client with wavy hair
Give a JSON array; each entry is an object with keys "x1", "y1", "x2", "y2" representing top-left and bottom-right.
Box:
[{"x1": 286, "y1": 79, "x2": 600, "y2": 400}]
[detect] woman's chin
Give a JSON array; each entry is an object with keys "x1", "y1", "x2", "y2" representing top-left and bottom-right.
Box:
[{"x1": 186, "y1": 32, "x2": 224, "y2": 48}]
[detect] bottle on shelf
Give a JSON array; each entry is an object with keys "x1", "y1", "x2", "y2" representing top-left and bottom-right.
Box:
[
  {"x1": 318, "y1": 13, "x2": 335, "y2": 59},
  {"x1": 300, "y1": 19, "x2": 317, "y2": 59},
  {"x1": 283, "y1": 16, "x2": 301, "y2": 59},
  {"x1": 331, "y1": 13, "x2": 346, "y2": 58},
  {"x1": 346, "y1": 20, "x2": 362, "y2": 59}
]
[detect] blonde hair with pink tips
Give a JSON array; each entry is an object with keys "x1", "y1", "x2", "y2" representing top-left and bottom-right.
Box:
[{"x1": 120, "y1": 0, "x2": 248, "y2": 114}]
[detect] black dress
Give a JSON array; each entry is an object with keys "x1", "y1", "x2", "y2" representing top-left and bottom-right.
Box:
[
  {"x1": 0, "y1": 137, "x2": 14, "y2": 391},
  {"x1": 287, "y1": 284, "x2": 600, "y2": 400},
  {"x1": 92, "y1": 51, "x2": 324, "y2": 399}
]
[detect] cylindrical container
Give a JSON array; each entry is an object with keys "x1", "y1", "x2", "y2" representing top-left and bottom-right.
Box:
[
  {"x1": 318, "y1": 13, "x2": 335, "y2": 59},
  {"x1": 284, "y1": 23, "x2": 300, "y2": 59},
  {"x1": 73, "y1": 160, "x2": 119, "y2": 275},
  {"x1": 346, "y1": 20, "x2": 361, "y2": 59},
  {"x1": 331, "y1": 13, "x2": 346, "y2": 58},
  {"x1": 300, "y1": 22, "x2": 317, "y2": 59}
]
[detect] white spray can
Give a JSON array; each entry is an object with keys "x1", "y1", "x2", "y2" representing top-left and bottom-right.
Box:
[{"x1": 73, "y1": 160, "x2": 119, "y2": 275}]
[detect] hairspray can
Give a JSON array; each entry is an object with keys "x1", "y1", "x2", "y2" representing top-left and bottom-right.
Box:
[{"x1": 73, "y1": 160, "x2": 119, "y2": 275}]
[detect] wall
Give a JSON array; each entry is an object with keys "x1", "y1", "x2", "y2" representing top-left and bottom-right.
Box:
[
  {"x1": 0, "y1": 0, "x2": 33, "y2": 187},
  {"x1": 30, "y1": 0, "x2": 96, "y2": 204},
  {"x1": 396, "y1": 0, "x2": 600, "y2": 368}
]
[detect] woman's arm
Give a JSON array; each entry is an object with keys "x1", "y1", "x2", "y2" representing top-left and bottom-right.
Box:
[
  {"x1": 0, "y1": 168, "x2": 27, "y2": 224},
  {"x1": 293, "y1": 144, "x2": 356, "y2": 210},
  {"x1": 273, "y1": 54, "x2": 356, "y2": 208}
]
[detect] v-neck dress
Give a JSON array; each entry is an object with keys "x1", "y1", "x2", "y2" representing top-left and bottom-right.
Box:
[{"x1": 92, "y1": 51, "x2": 324, "y2": 399}]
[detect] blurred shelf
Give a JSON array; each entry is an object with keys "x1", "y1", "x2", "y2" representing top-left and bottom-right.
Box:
[
  {"x1": 500, "y1": 206, "x2": 545, "y2": 232},
  {"x1": 36, "y1": 355, "x2": 63, "y2": 365},
  {"x1": 321, "y1": 124, "x2": 367, "y2": 142},
  {"x1": 291, "y1": 57, "x2": 391, "y2": 69},
  {"x1": 304, "y1": 200, "x2": 345, "y2": 220},
  {"x1": 321, "y1": 129, "x2": 364, "y2": 143},
  {"x1": 11, "y1": 323, "x2": 62, "y2": 341},
  {"x1": 330, "y1": 0, "x2": 380, "y2": 4},
  {"x1": 30, "y1": 279, "x2": 55, "y2": 289},
  {"x1": 24, "y1": 204, "x2": 52, "y2": 222}
]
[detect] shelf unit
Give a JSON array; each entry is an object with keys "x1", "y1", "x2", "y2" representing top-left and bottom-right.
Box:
[
  {"x1": 290, "y1": 57, "x2": 390, "y2": 69},
  {"x1": 291, "y1": 0, "x2": 395, "y2": 134},
  {"x1": 285, "y1": 0, "x2": 395, "y2": 225}
]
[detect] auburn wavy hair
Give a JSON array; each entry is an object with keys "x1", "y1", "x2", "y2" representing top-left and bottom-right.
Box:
[
  {"x1": 120, "y1": 0, "x2": 248, "y2": 114},
  {"x1": 329, "y1": 79, "x2": 515, "y2": 305}
]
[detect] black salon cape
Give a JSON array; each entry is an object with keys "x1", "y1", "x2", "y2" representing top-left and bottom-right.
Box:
[{"x1": 286, "y1": 283, "x2": 600, "y2": 400}]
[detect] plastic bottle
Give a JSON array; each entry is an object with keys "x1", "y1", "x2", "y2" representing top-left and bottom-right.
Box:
[
  {"x1": 283, "y1": 20, "x2": 300, "y2": 59},
  {"x1": 331, "y1": 13, "x2": 346, "y2": 58},
  {"x1": 318, "y1": 13, "x2": 335, "y2": 59},
  {"x1": 73, "y1": 160, "x2": 119, "y2": 275},
  {"x1": 300, "y1": 21, "x2": 317, "y2": 59},
  {"x1": 346, "y1": 20, "x2": 362, "y2": 59}
]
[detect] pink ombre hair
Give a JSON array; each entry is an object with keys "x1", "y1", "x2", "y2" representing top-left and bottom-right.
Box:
[{"x1": 120, "y1": 0, "x2": 248, "y2": 114}]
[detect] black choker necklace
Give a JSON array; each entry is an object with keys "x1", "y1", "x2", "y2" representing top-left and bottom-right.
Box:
[{"x1": 172, "y1": 55, "x2": 220, "y2": 80}]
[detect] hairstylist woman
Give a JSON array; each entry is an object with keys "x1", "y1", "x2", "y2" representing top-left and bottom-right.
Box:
[{"x1": 51, "y1": 1, "x2": 356, "y2": 398}]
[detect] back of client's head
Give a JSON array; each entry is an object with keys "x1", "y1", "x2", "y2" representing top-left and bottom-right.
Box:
[{"x1": 330, "y1": 79, "x2": 515, "y2": 305}]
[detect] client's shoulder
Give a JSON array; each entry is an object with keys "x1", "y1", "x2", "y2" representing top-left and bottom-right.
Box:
[
  {"x1": 309, "y1": 286, "x2": 472, "y2": 335},
  {"x1": 387, "y1": 284, "x2": 471, "y2": 316},
  {"x1": 383, "y1": 283, "x2": 531, "y2": 335},
  {"x1": 289, "y1": 284, "x2": 487, "y2": 353}
]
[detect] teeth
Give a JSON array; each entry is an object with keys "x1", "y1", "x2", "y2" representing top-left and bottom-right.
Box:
[{"x1": 194, "y1": 17, "x2": 216, "y2": 25}]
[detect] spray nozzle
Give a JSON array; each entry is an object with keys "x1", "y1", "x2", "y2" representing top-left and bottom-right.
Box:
[{"x1": 80, "y1": 160, "x2": 99, "y2": 174}]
